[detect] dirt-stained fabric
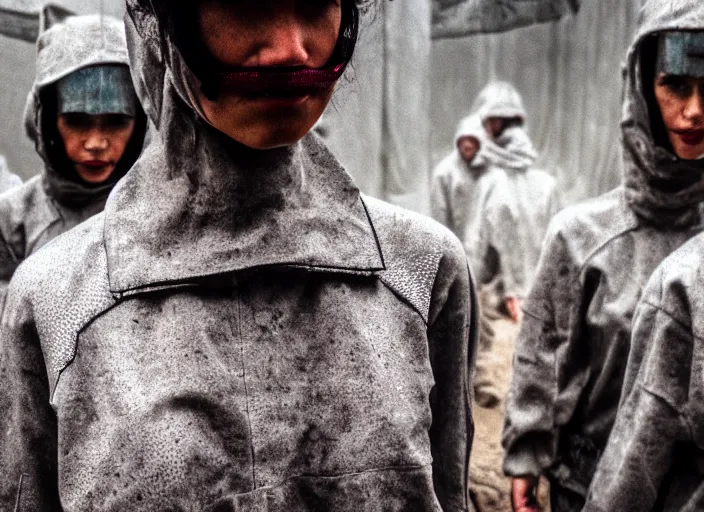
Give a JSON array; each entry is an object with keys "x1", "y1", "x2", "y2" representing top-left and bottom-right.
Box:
[
  {"x1": 582, "y1": 233, "x2": 704, "y2": 511},
  {"x1": 502, "y1": 0, "x2": 704, "y2": 508},
  {"x1": 431, "y1": 0, "x2": 580, "y2": 39},
  {"x1": 0, "y1": 10, "x2": 144, "y2": 309},
  {"x1": 0, "y1": 1, "x2": 477, "y2": 510}
]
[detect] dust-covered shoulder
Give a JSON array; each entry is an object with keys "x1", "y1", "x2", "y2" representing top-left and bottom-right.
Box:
[
  {"x1": 544, "y1": 186, "x2": 636, "y2": 267},
  {"x1": 362, "y1": 194, "x2": 469, "y2": 323},
  {"x1": 638, "y1": 231, "x2": 704, "y2": 339},
  {"x1": 5, "y1": 211, "x2": 112, "y2": 324}
]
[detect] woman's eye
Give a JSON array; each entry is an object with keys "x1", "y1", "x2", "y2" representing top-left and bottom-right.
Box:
[
  {"x1": 298, "y1": 0, "x2": 339, "y2": 18},
  {"x1": 660, "y1": 76, "x2": 694, "y2": 97},
  {"x1": 62, "y1": 113, "x2": 92, "y2": 129},
  {"x1": 102, "y1": 115, "x2": 133, "y2": 130}
]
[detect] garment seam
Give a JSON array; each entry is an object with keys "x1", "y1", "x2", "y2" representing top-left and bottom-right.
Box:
[
  {"x1": 377, "y1": 277, "x2": 428, "y2": 326},
  {"x1": 577, "y1": 225, "x2": 639, "y2": 276},
  {"x1": 235, "y1": 292, "x2": 257, "y2": 490}
]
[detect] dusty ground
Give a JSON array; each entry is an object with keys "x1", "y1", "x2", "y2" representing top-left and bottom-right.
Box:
[{"x1": 469, "y1": 317, "x2": 550, "y2": 512}]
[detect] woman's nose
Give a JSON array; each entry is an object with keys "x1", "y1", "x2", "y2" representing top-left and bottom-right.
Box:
[
  {"x1": 84, "y1": 130, "x2": 109, "y2": 152},
  {"x1": 256, "y1": 15, "x2": 310, "y2": 67},
  {"x1": 683, "y1": 88, "x2": 704, "y2": 125}
]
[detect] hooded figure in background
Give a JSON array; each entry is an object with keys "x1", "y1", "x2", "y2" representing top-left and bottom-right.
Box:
[
  {"x1": 469, "y1": 81, "x2": 559, "y2": 323},
  {"x1": 0, "y1": 155, "x2": 22, "y2": 193},
  {"x1": 583, "y1": 3, "x2": 704, "y2": 511},
  {"x1": 0, "y1": 0, "x2": 475, "y2": 510},
  {"x1": 431, "y1": 115, "x2": 504, "y2": 408},
  {"x1": 503, "y1": 1, "x2": 704, "y2": 510},
  {"x1": 0, "y1": 6, "x2": 146, "y2": 306}
]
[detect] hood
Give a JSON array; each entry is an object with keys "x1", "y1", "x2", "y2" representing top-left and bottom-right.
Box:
[
  {"x1": 471, "y1": 81, "x2": 527, "y2": 124},
  {"x1": 622, "y1": 0, "x2": 704, "y2": 228},
  {"x1": 25, "y1": 6, "x2": 144, "y2": 207},
  {"x1": 106, "y1": 1, "x2": 384, "y2": 292},
  {"x1": 453, "y1": 115, "x2": 489, "y2": 169}
]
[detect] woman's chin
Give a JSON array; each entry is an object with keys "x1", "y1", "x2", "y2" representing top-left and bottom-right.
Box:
[{"x1": 76, "y1": 166, "x2": 115, "y2": 185}]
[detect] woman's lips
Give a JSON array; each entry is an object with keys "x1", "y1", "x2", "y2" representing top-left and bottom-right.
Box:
[
  {"x1": 80, "y1": 160, "x2": 111, "y2": 169},
  {"x1": 674, "y1": 129, "x2": 704, "y2": 146}
]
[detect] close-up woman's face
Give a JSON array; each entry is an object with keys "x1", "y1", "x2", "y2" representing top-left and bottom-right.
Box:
[
  {"x1": 196, "y1": 0, "x2": 343, "y2": 149},
  {"x1": 56, "y1": 113, "x2": 136, "y2": 184},
  {"x1": 654, "y1": 73, "x2": 704, "y2": 160}
]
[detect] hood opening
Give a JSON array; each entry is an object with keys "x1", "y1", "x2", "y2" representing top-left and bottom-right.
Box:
[
  {"x1": 639, "y1": 35, "x2": 675, "y2": 155},
  {"x1": 38, "y1": 82, "x2": 148, "y2": 198},
  {"x1": 149, "y1": 0, "x2": 360, "y2": 101}
]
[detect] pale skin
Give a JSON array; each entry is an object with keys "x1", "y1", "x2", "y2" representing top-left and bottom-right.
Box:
[
  {"x1": 510, "y1": 71, "x2": 704, "y2": 512},
  {"x1": 196, "y1": 0, "x2": 342, "y2": 149},
  {"x1": 56, "y1": 113, "x2": 135, "y2": 184}
]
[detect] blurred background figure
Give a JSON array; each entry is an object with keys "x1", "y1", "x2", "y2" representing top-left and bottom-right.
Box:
[
  {"x1": 0, "y1": 4, "x2": 146, "y2": 306},
  {"x1": 431, "y1": 114, "x2": 504, "y2": 409},
  {"x1": 468, "y1": 81, "x2": 559, "y2": 323},
  {"x1": 0, "y1": 155, "x2": 22, "y2": 193}
]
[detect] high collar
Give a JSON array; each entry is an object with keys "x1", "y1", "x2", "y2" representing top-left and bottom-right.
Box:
[{"x1": 103, "y1": 91, "x2": 384, "y2": 293}]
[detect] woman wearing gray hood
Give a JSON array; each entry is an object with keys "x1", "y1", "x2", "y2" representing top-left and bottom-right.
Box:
[
  {"x1": 470, "y1": 81, "x2": 559, "y2": 323},
  {"x1": 0, "y1": 1, "x2": 476, "y2": 511},
  {"x1": 0, "y1": 6, "x2": 146, "y2": 306},
  {"x1": 583, "y1": 3, "x2": 704, "y2": 511},
  {"x1": 503, "y1": 1, "x2": 704, "y2": 511}
]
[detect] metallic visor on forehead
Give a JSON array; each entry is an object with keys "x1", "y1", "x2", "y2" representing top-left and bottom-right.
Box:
[
  {"x1": 656, "y1": 32, "x2": 704, "y2": 77},
  {"x1": 56, "y1": 65, "x2": 138, "y2": 116}
]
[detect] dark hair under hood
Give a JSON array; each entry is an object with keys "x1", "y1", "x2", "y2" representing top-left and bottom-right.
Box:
[
  {"x1": 622, "y1": 0, "x2": 704, "y2": 228},
  {"x1": 24, "y1": 8, "x2": 147, "y2": 208}
]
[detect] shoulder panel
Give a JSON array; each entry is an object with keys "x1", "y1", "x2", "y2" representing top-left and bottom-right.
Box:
[
  {"x1": 363, "y1": 195, "x2": 460, "y2": 324},
  {"x1": 8, "y1": 213, "x2": 116, "y2": 397}
]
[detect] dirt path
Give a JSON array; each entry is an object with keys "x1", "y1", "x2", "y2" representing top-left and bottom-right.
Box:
[{"x1": 469, "y1": 318, "x2": 550, "y2": 512}]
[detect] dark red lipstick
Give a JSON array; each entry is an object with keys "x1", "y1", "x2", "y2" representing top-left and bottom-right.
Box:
[
  {"x1": 219, "y1": 62, "x2": 346, "y2": 96},
  {"x1": 81, "y1": 160, "x2": 111, "y2": 168},
  {"x1": 674, "y1": 129, "x2": 704, "y2": 146}
]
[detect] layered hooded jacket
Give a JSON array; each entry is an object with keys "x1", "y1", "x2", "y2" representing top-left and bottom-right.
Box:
[
  {"x1": 430, "y1": 115, "x2": 502, "y2": 253},
  {"x1": 469, "y1": 82, "x2": 559, "y2": 298},
  {"x1": 0, "y1": 10, "x2": 145, "y2": 305},
  {"x1": 0, "y1": 1, "x2": 477, "y2": 511},
  {"x1": 502, "y1": 0, "x2": 704, "y2": 504},
  {"x1": 0, "y1": 155, "x2": 22, "y2": 194}
]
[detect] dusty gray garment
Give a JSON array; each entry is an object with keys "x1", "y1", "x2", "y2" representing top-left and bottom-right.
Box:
[
  {"x1": 431, "y1": 0, "x2": 580, "y2": 39},
  {"x1": 0, "y1": 155, "x2": 22, "y2": 193},
  {"x1": 0, "y1": 0, "x2": 477, "y2": 510},
  {"x1": 430, "y1": 115, "x2": 498, "y2": 246},
  {"x1": 0, "y1": 11, "x2": 135, "y2": 306},
  {"x1": 465, "y1": 83, "x2": 559, "y2": 298},
  {"x1": 502, "y1": 0, "x2": 704, "y2": 505},
  {"x1": 582, "y1": 232, "x2": 704, "y2": 511}
]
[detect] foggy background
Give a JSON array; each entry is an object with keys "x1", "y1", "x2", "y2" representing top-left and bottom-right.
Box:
[{"x1": 0, "y1": 0, "x2": 641, "y2": 208}]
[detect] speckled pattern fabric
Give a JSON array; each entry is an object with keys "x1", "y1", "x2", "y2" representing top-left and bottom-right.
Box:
[
  {"x1": 583, "y1": 232, "x2": 704, "y2": 511},
  {"x1": 0, "y1": 0, "x2": 477, "y2": 510},
  {"x1": 503, "y1": 2, "x2": 704, "y2": 504}
]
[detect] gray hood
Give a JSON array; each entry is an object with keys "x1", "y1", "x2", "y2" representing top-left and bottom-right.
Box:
[
  {"x1": 453, "y1": 114, "x2": 489, "y2": 169},
  {"x1": 24, "y1": 8, "x2": 140, "y2": 207},
  {"x1": 622, "y1": 0, "x2": 704, "y2": 227},
  {"x1": 111, "y1": 1, "x2": 384, "y2": 292},
  {"x1": 471, "y1": 82, "x2": 537, "y2": 171}
]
